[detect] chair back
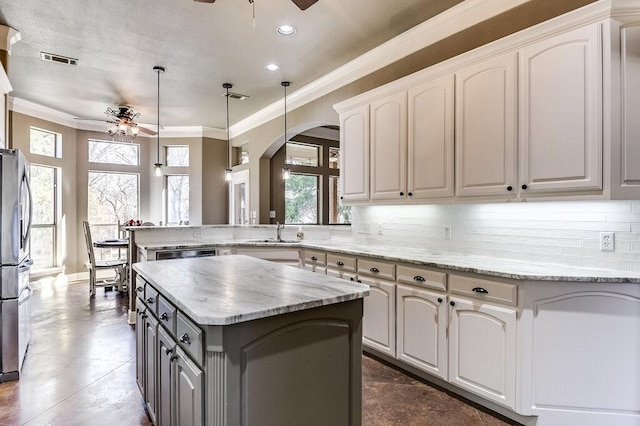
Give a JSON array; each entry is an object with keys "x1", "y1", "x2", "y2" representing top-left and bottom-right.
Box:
[{"x1": 82, "y1": 221, "x2": 96, "y2": 266}]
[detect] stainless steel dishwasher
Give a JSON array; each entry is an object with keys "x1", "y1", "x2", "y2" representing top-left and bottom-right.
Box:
[{"x1": 155, "y1": 249, "x2": 217, "y2": 260}]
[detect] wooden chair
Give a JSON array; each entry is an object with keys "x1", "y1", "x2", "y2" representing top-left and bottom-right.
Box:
[{"x1": 82, "y1": 221, "x2": 127, "y2": 296}]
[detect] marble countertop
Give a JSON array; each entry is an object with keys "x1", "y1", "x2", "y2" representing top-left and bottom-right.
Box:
[
  {"x1": 133, "y1": 255, "x2": 369, "y2": 326},
  {"x1": 135, "y1": 239, "x2": 640, "y2": 283}
]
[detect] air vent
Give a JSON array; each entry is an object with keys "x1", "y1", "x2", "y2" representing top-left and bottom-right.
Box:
[
  {"x1": 222, "y1": 91, "x2": 249, "y2": 101},
  {"x1": 40, "y1": 52, "x2": 78, "y2": 66}
]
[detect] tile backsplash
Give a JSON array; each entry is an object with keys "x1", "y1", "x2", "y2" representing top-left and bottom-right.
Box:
[{"x1": 352, "y1": 201, "x2": 640, "y2": 272}]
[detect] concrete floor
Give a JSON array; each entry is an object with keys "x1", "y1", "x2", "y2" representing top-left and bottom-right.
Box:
[{"x1": 0, "y1": 279, "x2": 514, "y2": 426}]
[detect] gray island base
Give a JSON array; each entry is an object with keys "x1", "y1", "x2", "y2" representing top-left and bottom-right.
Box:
[{"x1": 133, "y1": 256, "x2": 369, "y2": 426}]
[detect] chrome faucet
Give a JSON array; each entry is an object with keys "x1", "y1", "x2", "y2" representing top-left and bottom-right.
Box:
[{"x1": 276, "y1": 222, "x2": 284, "y2": 242}]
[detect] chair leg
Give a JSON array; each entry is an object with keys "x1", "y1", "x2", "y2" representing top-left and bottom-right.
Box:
[{"x1": 90, "y1": 269, "x2": 96, "y2": 296}]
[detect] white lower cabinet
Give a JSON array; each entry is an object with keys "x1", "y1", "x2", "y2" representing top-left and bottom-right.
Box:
[
  {"x1": 358, "y1": 275, "x2": 396, "y2": 357},
  {"x1": 448, "y1": 296, "x2": 517, "y2": 409},
  {"x1": 396, "y1": 284, "x2": 447, "y2": 380},
  {"x1": 174, "y1": 347, "x2": 204, "y2": 426}
]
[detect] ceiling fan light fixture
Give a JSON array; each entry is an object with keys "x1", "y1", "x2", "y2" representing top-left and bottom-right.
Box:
[
  {"x1": 265, "y1": 63, "x2": 279, "y2": 72},
  {"x1": 276, "y1": 25, "x2": 296, "y2": 36}
]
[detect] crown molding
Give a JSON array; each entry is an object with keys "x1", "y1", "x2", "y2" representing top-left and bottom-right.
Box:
[
  {"x1": 0, "y1": 25, "x2": 21, "y2": 54},
  {"x1": 9, "y1": 97, "x2": 227, "y2": 139},
  {"x1": 230, "y1": 0, "x2": 534, "y2": 137}
]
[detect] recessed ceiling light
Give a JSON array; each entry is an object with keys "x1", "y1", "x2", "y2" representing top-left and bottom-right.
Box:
[
  {"x1": 276, "y1": 25, "x2": 296, "y2": 36},
  {"x1": 265, "y1": 63, "x2": 280, "y2": 72}
]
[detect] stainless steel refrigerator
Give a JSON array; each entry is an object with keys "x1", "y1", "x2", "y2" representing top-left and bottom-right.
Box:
[{"x1": 0, "y1": 149, "x2": 32, "y2": 382}]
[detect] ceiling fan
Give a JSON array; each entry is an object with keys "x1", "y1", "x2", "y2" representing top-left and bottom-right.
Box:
[
  {"x1": 76, "y1": 105, "x2": 158, "y2": 140},
  {"x1": 193, "y1": 0, "x2": 319, "y2": 11}
]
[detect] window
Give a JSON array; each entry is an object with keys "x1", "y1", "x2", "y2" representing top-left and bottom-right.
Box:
[
  {"x1": 88, "y1": 171, "x2": 139, "y2": 241},
  {"x1": 166, "y1": 175, "x2": 189, "y2": 224},
  {"x1": 166, "y1": 146, "x2": 189, "y2": 167},
  {"x1": 329, "y1": 176, "x2": 351, "y2": 224},
  {"x1": 286, "y1": 143, "x2": 319, "y2": 166},
  {"x1": 30, "y1": 164, "x2": 58, "y2": 268},
  {"x1": 30, "y1": 127, "x2": 61, "y2": 158},
  {"x1": 328, "y1": 147, "x2": 340, "y2": 169},
  {"x1": 285, "y1": 174, "x2": 318, "y2": 224},
  {"x1": 88, "y1": 140, "x2": 139, "y2": 165}
]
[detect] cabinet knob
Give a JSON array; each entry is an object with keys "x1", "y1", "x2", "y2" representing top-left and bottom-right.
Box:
[
  {"x1": 136, "y1": 287, "x2": 143, "y2": 293},
  {"x1": 472, "y1": 287, "x2": 489, "y2": 294},
  {"x1": 521, "y1": 184, "x2": 528, "y2": 190},
  {"x1": 170, "y1": 354, "x2": 178, "y2": 362},
  {"x1": 336, "y1": 261, "x2": 344, "y2": 267},
  {"x1": 369, "y1": 267, "x2": 380, "y2": 273},
  {"x1": 350, "y1": 277, "x2": 354, "y2": 281},
  {"x1": 164, "y1": 347, "x2": 172, "y2": 356},
  {"x1": 400, "y1": 192, "x2": 404, "y2": 196},
  {"x1": 450, "y1": 301, "x2": 455, "y2": 307},
  {"x1": 413, "y1": 275, "x2": 425, "y2": 282},
  {"x1": 340, "y1": 196, "x2": 344, "y2": 200},
  {"x1": 311, "y1": 256, "x2": 318, "y2": 261},
  {"x1": 179, "y1": 333, "x2": 191, "y2": 345},
  {"x1": 506, "y1": 186, "x2": 513, "y2": 192},
  {"x1": 160, "y1": 312, "x2": 168, "y2": 321},
  {"x1": 408, "y1": 192, "x2": 413, "y2": 197},
  {"x1": 146, "y1": 297, "x2": 155, "y2": 304},
  {"x1": 357, "y1": 280, "x2": 362, "y2": 283},
  {"x1": 141, "y1": 313, "x2": 148, "y2": 319},
  {"x1": 437, "y1": 297, "x2": 443, "y2": 304}
]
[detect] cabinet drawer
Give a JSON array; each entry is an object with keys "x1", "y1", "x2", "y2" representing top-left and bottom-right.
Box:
[
  {"x1": 304, "y1": 250, "x2": 327, "y2": 267},
  {"x1": 135, "y1": 276, "x2": 146, "y2": 294},
  {"x1": 176, "y1": 312, "x2": 204, "y2": 366},
  {"x1": 397, "y1": 265, "x2": 446, "y2": 291},
  {"x1": 144, "y1": 284, "x2": 159, "y2": 315},
  {"x1": 327, "y1": 253, "x2": 356, "y2": 272},
  {"x1": 157, "y1": 295, "x2": 177, "y2": 336},
  {"x1": 449, "y1": 274, "x2": 517, "y2": 306},
  {"x1": 358, "y1": 258, "x2": 396, "y2": 281}
]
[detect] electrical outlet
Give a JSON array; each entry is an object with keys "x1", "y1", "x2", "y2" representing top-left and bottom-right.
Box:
[
  {"x1": 443, "y1": 226, "x2": 451, "y2": 240},
  {"x1": 358, "y1": 224, "x2": 372, "y2": 234},
  {"x1": 600, "y1": 232, "x2": 615, "y2": 251},
  {"x1": 193, "y1": 231, "x2": 203, "y2": 238},
  {"x1": 269, "y1": 210, "x2": 276, "y2": 219}
]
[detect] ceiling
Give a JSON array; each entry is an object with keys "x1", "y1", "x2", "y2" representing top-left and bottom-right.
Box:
[{"x1": 0, "y1": 0, "x2": 464, "y2": 132}]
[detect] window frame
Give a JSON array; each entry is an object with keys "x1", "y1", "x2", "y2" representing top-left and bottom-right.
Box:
[
  {"x1": 164, "y1": 174, "x2": 190, "y2": 225},
  {"x1": 88, "y1": 139, "x2": 140, "y2": 166},
  {"x1": 30, "y1": 127, "x2": 62, "y2": 158},
  {"x1": 87, "y1": 170, "x2": 140, "y2": 240},
  {"x1": 30, "y1": 163, "x2": 60, "y2": 268}
]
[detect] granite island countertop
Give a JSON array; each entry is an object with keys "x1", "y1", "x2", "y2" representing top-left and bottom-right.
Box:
[
  {"x1": 132, "y1": 255, "x2": 369, "y2": 325},
  {"x1": 135, "y1": 239, "x2": 640, "y2": 283}
]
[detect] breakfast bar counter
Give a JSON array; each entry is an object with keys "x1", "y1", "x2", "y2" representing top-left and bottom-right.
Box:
[{"x1": 133, "y1": 255, "x2": 369, "y2": 426}]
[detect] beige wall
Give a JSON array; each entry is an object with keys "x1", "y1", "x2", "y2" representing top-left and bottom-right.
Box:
[
  {"x1": 202, "y1": 136, "x2": 229, "y2": 224},
  {"x1": 237, "y1": 0, "x2": 596, "y2": 222}
]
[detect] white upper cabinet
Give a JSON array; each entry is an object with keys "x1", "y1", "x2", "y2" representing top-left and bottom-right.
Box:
[
  {"x1": 455, "y1": 53, "x2": 518, "y2": 197},
  {"x1": 519, "y1": 23, "x2": 603, "y2": 194},
  {"x1": 370, "y1": 92, "x2": 407, "y2": 200},
  {"x1": 340, "y1": 104, "x2": 370, "y2": 202},
  {"x1": 408, "y1": 75, "x2": 455, "y2": 199}
]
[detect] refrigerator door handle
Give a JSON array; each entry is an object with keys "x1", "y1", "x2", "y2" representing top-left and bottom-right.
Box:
[
  {"x1": 20, "y1": 170, "x2": 32, "y2": 251},
  {"x1": 18, "y1": 259, "x2": 33, "y2": 271}
]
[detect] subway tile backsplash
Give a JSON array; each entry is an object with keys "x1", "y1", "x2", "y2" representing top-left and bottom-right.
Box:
[{"x1": 352, "y1": 201, "x2": 640, "y2": 272}]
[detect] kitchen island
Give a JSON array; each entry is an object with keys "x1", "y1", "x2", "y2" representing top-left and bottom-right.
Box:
[{"x1": 133, "y1": 255, "x2": 369, "y2": 426}]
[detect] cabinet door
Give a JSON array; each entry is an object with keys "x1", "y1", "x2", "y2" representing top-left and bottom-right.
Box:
[
  {"x1": 145, "y1": 314, "x2": 159, "y2": 424},
  {"x1": 448, "y1": 297, "x2": 516, "y2": 409},
  {"x1": 158, "y1": 326, "x2": 175, "y2": 426},
  {"x1": 135, "y1": 305, "x2": 146, "y2": 396},
  {"x1": 396, "y1": 285, "x2": 448, "y2": 380},
  {"x1": 340, "y1": 104, "x2": 370, "y2": 202},
  {"x1": 370, "y1": 92, "x2": 407, "y2": 200},
  {"x1": 456, "y1": 53, "x2": 518, "y2": 197},
  {"x1": 519, "y1": 23, "x2": 602, "y2": 193},
  {"x1": 408, "y1": 75, "x2": 455, "y2": 199},
  {"x1": 358, "y1": 276, "x2": 396, "y2": 357},
  {"x1": 175, "y1": 347, "x2": 204, "y2": 426}
]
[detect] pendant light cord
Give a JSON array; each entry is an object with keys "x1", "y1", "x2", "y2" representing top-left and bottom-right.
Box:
[
  {"x1": 223, "y1": 83, "x2": 233, "y2": 172},
  {"x1": 156, "y1": 68, "x2": 160, "y2": 165}
]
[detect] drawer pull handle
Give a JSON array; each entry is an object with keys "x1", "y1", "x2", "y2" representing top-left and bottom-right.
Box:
[
  {"x1": 450, "y1": 301, "x2": 455, "y2": 307},
  {"x1": 437, "y1": 297, "x2": 443, "y2": 304},
  {"x1": 141, "y1": 313, "x2": 148, "y2": 319},
  {"x1": 370, "y1": 267, "x2": 380, "y2": 273},
  {"x1": 472, "y1": 287, "x2": 489, "y2": 294},
  {"x1": 506, "y1": 185, "x2": 513, "y2": 192},
  {"x1": 164, "y1": 347, "x2": 172, "y2": 356},
  {"x1": 336, "y1": 261, "x2": 344, "y2": 266},
  {"x1": 413, "y1": 275, "x2": 425, "y2": 282},
  {"x1": 179, "y1": 333, "x2": 191, "y2": 345},
  {"x1": 160, "y1": 312, "x2": 168, "y2": 321},
  {"x1": 146, "y1": 297, "x2": 155, "y2": 304},
  {"x1": 311, "y1": 256, "x2": 318, "y2": 261},
  {"x1": 136, "y1": 287, "x2": 143, "y2": 292}
]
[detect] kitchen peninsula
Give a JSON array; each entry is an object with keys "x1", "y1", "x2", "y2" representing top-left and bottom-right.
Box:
[{"x1": 133, "y1": 255, "x2": 368, "y2": 426}]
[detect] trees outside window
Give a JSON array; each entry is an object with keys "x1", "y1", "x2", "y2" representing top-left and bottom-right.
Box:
[
  {"x1": 285, "y1": 174, "x2": 318, "y2": 224},
  {"x1": 166, "y1": 175, "x2": 189, "y2": 224},
  {"x1": 30, "y1": 164, "x2": 58, "y2": 268},
  {"x1": 88, "y1": 140, "x2": 139, "y2": 165},
  {"x1": 87, "y1": 171, "x2": 139, "y2": 241}
]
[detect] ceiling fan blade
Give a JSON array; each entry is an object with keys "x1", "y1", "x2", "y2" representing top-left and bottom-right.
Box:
[
  {"x1": 291, "y1": 0, "x2": 318, "y2": 10},
  {"x1": 137, "y1": 126, "x2": 158, "y2": 136}
]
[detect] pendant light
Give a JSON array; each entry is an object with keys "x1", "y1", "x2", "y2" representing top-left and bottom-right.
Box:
[
  {"x1": 153, "y1": 66, "x2": 165, "y2": 177},
  {"x1": 224, "y1": 83, "x2": 233, "y2": 182},
  {"x1": 281, "y1": 81, "x2": 291, "y2": 180}
]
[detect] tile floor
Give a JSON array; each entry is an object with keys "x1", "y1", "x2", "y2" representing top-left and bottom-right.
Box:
[{"x1": 0, "y1": 279, "x2": 516, "y2": 426}]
